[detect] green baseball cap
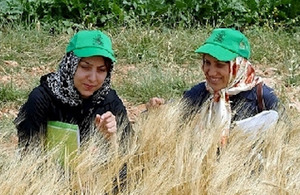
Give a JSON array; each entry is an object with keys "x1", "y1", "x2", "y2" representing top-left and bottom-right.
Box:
[
  {"x1": 66, "y1": 30, "x2": 116, "y2": 62},
  {"x1": 195, "y1": 28, "x2": 250, "y2": 61}
]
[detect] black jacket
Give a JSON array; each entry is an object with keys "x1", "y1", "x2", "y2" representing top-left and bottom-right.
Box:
[
  {"x1": 183, "y1": 82, "x2": 279, "y2": 121},
  {"x1": 15, "y1": 75, "x2": 131, "y2": 148}
]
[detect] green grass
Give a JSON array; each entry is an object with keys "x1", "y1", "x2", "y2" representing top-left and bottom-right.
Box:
[
  {"x1": 0, "y1": 83, "x2": 27, "y2": 103},
  {"x1": 114, "y1": 66, "x2": 200, "y2": 103},
  {"x1": 1, "y1": 24, "x2": 299, "y2": 106}
]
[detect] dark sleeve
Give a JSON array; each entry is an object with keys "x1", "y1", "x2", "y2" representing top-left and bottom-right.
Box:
[
  {"x1": 14, "y1": 86, "x2": 51, "y2": 148},
  {"x1": 101, "y1": 90, "x2": 132, "y2": 150},
  {"x1": 111, "y1": 95, "x2": 132, "y2": 143},
  {"x1": 231, "y1": 84, "x2": 280, "y2": 121},
  {"x1": 183, "y1": 82, "x2": 208, "y2": 104},
  {"x1": 182, "y1": 82, "x2": 209, "y2": 116},
  {"x1": 262, "y1": 84, "x2": 279, "y2": 111}
]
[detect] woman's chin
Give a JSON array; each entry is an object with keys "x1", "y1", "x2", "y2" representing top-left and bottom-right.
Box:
[
  {"x1": 80, "y1": 92, "x2": 93, "y2": 99},
  {"x1": 208, "y1": 83, "x2": 223, "y2": 92}
]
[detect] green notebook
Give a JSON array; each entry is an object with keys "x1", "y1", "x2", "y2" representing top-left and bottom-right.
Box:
[{"x1": 46, "y1": 121, "x2": 80, "y2": 164}]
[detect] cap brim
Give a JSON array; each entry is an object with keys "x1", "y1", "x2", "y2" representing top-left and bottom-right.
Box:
[
  {"x1": 73, "y1": 47, "x2": 116, "y2": 62},
  {"x1": 195, "y1": 43, "x2": 237, "y2": 61}
]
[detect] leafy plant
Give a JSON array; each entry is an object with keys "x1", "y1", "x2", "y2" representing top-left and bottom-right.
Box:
[
  {"x1": 2, "y1": 0, "x2": 299, "y2": 31},
  {"x1": 0, "y1": 0, "x2": 23, "y2": 27}
]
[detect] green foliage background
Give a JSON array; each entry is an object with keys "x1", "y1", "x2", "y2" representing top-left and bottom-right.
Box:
[{"x1": 1, "y1": 0, "x2": 300, "y2": 30}]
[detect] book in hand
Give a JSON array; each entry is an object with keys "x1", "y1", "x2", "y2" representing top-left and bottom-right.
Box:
[{"x1": 46, "y1": 121, "x2": 80, "y2": 164}]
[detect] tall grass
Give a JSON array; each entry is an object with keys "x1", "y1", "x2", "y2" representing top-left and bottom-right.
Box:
[{"x1": 0, "y1": 102, "x2": 299, "y2": 194}]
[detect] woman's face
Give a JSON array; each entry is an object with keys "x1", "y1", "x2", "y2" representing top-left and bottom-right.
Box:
[
  {"x1": 74, "y1": 56, "x2": 108, "y2": 98},
  {"x1": 202, "y1": 54, "x2": 230, "y2": 91}
]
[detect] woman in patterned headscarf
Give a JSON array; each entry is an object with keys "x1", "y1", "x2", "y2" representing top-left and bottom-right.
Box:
[
  {"x1": 14, "y1": 30, "x2": 131, "y2": 150},
  {"x1": 147, "y1": 28, "x2": 279, "y2": 145}
]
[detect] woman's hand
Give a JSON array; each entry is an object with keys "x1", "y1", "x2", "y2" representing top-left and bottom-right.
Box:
[
  {"x1": 146, "y1": 97, "x2": 165, "y2": 110},
  {"x1": 95, "y1": 111, "x2": 117, "y2": 139}
]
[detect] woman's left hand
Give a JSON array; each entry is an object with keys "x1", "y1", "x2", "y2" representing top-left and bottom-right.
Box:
[{"x1": 95, "y1": 111, "x2": 117, "y2": 139}]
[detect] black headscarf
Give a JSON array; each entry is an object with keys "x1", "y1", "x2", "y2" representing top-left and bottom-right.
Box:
[{"x1": 46, "y1": 52, "x2": 113, "y2": 106}]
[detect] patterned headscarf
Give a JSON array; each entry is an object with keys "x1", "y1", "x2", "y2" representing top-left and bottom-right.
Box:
[
  {"x1": 46, "y1": 52, "x2": 113, "y2": 106},
  {"x1": 201, "y1": 57, "x2": 262, "y2": 141}
]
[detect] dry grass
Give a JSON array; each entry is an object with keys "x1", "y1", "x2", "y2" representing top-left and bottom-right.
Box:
[{"x1": 0, "y1": 101, "x2": 299, "y2": 194}]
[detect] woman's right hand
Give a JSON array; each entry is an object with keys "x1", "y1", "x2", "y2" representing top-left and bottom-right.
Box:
[
  {"x1": 146, "y1": 97, "x2": 165, "y2": 110},
  {"x1": 95, "y1": 112, "x2": 117, "y2": 139}
]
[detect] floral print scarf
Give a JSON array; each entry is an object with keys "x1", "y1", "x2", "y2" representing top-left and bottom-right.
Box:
[
  {"x1": 201, "y1": 57, "x2": 263, "y2": 143},
  {"x1": 46, "y1": 52, "x2": 112, "y2": 106}
]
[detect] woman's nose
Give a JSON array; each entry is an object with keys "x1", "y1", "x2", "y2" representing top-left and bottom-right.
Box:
[
  {"x1": 207, "y1": 65, "x2": 217, "y2": 76},
  {"x1": 88, "y1": 70, "x2": 97, "y2": 81}
]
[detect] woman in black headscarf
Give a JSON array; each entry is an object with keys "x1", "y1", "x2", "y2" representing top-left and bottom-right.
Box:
[{"x1": 14, "y1": 30, "x2": 131, "y2": 150}]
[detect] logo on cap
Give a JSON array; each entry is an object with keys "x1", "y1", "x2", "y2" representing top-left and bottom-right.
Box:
[
  {"x1": 239, "y1": 41, "x2": 246, "y2": 50},
  {"x1": 93, "y1": 35, "x2": 103, "y2": 46},
  {"x1": 213, "y1": 31, "x2": 226, "y2": 43}
]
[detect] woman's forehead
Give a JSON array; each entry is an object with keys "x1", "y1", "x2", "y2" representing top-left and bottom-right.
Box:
[
  {"x1": 80, "y1": 56, "x2": 105, "y2": 66},
  {"x1": 203, "y1": 54, "x2": 230, "y2": 64},
  {"x1": 203, "y1": 54, "x2": 219, "y2": 62}
]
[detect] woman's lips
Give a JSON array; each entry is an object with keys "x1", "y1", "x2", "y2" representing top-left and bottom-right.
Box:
[
  {"x1": 83, "y1": 84, "x2": 95, "y2": 90},
  {"x1": 207, "y1": 77, "x2": 222, "y2": 84}
]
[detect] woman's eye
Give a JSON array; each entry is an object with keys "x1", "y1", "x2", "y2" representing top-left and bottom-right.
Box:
[
  {"x1": 98, "y1": 68, "x2": 107, "y2": 72},
  {"x1": 217, "y1": 62, "x2": 228, "y2": 68},
  {"x1": 80, "y1": 65, "x2": 89, "y2": 69},
  {"x1": 203, "y1": 59, "x2": 210, "y2": 65}
]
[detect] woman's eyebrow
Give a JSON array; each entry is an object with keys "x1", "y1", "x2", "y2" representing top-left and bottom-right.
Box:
[
  {"x1": 80, "y1": 60, "x2": 91, "y2": 65},
  {"x1": 80, "y1": 60, "x2": 105, "y2": 67},
  {"x1": 217, "y1": 61, "x2": 230, "y2": 65}
]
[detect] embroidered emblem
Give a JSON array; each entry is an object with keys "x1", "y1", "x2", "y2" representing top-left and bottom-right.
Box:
[
  {"x1": 214, "y1": 31, "x2": 226, "y2": 43},
  {"x1": 93, "y1": 35, "x2": 103, "y2": 46},
  {"x1": 239, "y1": 41, "x2": 246, "y2": 49}
]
